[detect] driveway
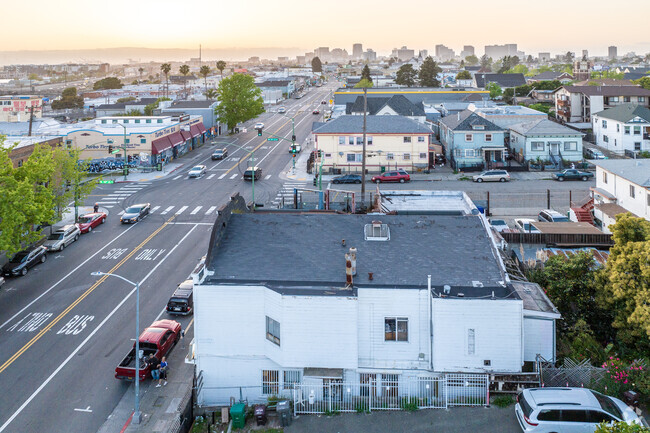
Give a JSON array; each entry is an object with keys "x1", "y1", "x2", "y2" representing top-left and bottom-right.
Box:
[{"x1": 285, "y1": 406, "x2": 522, "y2": 433}]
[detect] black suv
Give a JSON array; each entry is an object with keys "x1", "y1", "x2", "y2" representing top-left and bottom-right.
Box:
[{"x1": 3, "y1": 245, "x2": 48, "y2": 277}]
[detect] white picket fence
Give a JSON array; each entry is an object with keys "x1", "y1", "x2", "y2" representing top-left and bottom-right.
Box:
[{"x1": 293, "y1": 374, "x2": 488, "y2": 415}]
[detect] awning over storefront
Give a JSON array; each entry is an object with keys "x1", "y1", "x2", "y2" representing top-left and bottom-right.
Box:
[
  {"x1": 168, "y1": 131, "x2": 184, "y2": 147},
  {"x1": 197, "y1": 123, "x2": 207, "y2": 134},
  {"x1": 180, "y1": 130, "x2": 192, "y2": 141},
  {"x1": 151, "y1": 136, "x2": 172, "y2": 155},
  {"x1": 190, "y1": 124, "x2": 202, "y2": 138}
]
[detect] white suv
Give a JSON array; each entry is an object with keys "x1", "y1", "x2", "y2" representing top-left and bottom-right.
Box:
[{"x1": 515, "y1": 387, "x2": 642, "y2": 432}]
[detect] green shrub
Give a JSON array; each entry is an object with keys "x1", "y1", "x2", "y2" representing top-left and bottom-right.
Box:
[
  {"x1": 492, "y1": 395, "x2": 514, "y2": 407},
  {"x1": 400, "y1": 397, "x2": 419, "y2": 411}
]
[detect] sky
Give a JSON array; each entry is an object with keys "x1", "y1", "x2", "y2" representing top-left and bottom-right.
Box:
[{"x1": 2, "y1": 0, "x2": 650, "y2": 58}]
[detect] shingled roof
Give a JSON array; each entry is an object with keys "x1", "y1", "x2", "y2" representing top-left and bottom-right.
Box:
[
  {"x1": 593, "y1": 103, "x2": 650, "y2": 123},
  {"x1": 439, "y1": 110, "x2": 504, "y2": 131},
  {"x1": 348, "y1": 95, "x2": 425, "y2": 116},
  {"x1": 312, "y1": 115, "x2": 432, "y2": 134}
]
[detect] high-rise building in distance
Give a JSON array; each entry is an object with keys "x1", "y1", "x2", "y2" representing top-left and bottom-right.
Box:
[
  {"x1": 485, "y1": 44, "x2": 520, "y2": 60},
  {"x1": 460, "y1": 45, "x2": 475, "y2": 59},
  {"x1": 352, "y1": 43, "x2": 363, "y2": 59},
  {"x1": 362, "y1": 49, "x2": 377, "y2": 62},
  {"x1": 538, "y1": 52, "x2": 551, "y2": 62},
  {"x1": 391, "y1": 46, "x2": 415, "y2": 61},
  {"x1": 608, "y1": 46, "x2": 618, "y2": 60},
  {"x1": 435, "y1": 44, "x2": 455, "y2": 61}
]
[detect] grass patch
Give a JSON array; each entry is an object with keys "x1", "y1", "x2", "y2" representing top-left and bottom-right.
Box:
[
  {"x1": 492, "y1": 395, "x2": 514, "y2": 408},
  {"x1": 458, "y1": 176, "x2": 472, "y2": 181}
]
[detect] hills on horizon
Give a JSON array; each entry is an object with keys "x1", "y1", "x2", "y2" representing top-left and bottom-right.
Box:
[{"x1": 0, "y1": 46, "x2": 305, "y2": 66}]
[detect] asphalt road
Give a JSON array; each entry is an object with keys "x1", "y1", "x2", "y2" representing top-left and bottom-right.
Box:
[{"x1": 0, "y1": 82, "x2": 337, "y2": 433}]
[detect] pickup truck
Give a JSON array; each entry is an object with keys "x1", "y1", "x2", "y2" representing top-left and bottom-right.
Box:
[
  {"x1": 115, "y1": 319, "x2": 182, "y2": 381},
  {"x1": 553, "y1": 169, "x2": 594, "y2": 181}
]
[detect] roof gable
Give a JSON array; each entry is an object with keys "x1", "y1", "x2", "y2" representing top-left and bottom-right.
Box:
[
  {"x1": 312, "y1": 115, "x2": 432, "y2": 134},
  {"x1": 440, "y1": 110, "x2": 504, "y2": 131},
  {"x1": 593, "y1": 103, "x2": 650, "y2": 123}
]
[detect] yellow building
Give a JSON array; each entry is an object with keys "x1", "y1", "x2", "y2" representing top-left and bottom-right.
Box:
[{"x1": 312, "y1": 116, "x2": 432, "y2": 173}]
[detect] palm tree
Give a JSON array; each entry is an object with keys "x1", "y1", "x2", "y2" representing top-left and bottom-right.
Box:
[
  {"x1": 204, "y1": 88, "x2": 218, "y2": 100},
  {"x1": 216, "y1": 60, "x2": 226, "y2": 78},
  {"x1": 160, "y1": 63, "x2": 171, "y2": 98},
  {"x1": 138, "y1": 67, "x2": 144, "y2": 83},
  {"x1": 200, "y1": 65, "x2": 211, "y2": 96},
  {"x1": 179, "y1": 64, "x2": 190, "y2": 98}
]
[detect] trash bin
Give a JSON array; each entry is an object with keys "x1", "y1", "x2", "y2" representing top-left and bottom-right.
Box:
[
  {"x1": 254, "y1": 404, "x2": 267, "y2": 426},
  {"x1": 380, "y1": 166, "x2": 386, "y2": 173},
  {"x1": 277, "y1": 400, "x2": 291, "y2": 427},
  {"x1": 235, "y1": 127, "x2": 240, "y2": 134},
  {"x1": 230, "y1": 403, "x2": 246, "y2": 429}
]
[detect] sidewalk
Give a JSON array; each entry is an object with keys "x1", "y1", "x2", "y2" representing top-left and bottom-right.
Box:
[{"x1": 97, "y1": 332, "x2": 194, "y2": 433}]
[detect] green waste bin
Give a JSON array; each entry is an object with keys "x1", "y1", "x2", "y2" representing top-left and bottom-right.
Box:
[
  {"x1": 380, "y1": 166, "x2": 386, "y2": 173},
  {"x1": 230, "y1": 403, "x2": 246, "y2": 429}
]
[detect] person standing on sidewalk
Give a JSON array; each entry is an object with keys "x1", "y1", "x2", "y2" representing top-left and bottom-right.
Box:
[
  {"x1": 158, "y1": 357, "x2": 168, "y2": 387},
  {"x1": 148, "y1": 354, "x2": 160, "y2": 383}
]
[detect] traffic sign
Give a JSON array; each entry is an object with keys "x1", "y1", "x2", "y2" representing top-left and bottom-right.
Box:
[
  {"x1": 111, "y1": 148, "x2": 120, "y2": 154},
  {"x1": 267, "y1": 138, "x2": 279, "y2": 141},
  {"x1": 99, "y1": 180, "x2": 114, "y2": 184}
]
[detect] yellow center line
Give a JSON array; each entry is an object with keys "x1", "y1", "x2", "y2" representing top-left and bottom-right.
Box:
[
  {"x1": 0, "y1": 215, "x2": 176, "y2": 374},
  {"x1": 184, "y1": 317, "x2": 194, "y2": 334}
]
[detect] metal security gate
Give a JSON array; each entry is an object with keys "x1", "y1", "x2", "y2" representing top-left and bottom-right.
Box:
[{"x1": 293, "y1": 374, "x2": 485, "y2": 415}]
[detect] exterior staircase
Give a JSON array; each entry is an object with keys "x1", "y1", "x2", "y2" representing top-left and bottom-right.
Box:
[{"x1": 570, "y1": 198, "x2": 594, "y2": 225}]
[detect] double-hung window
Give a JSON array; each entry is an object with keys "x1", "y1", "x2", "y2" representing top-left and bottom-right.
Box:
[
  {"x1": 349, "y1": 137, "x2": 355, "y2": 145},
  {"x1": 403, "y1": 153, "x2": 411, "y2": 160},
  {"x1": 266, "y1": 316, "x2": 280, "y2": 346},
  {"x1": 564, "y1": 141, "x2": 577, "y2": 151},
  {"x1": 338, "y1": 136, "x2": 345, "y2": 145},
  {"x1": 465, "y1": 134, "x2": 473, "y2": 142},
  {"x1": 384, "y1": 317, "x2": 408, "y2": 341},
  {"x1": 347, "y1": 153, "x2": 362, "y2": 162},
  {"x1": 356, "y1": 136, "x2": 363, "y2": 145},
  {"x1": 485, "y1": 134, "x2": 492, "y2": 142},
  {"x1": 418, "y1": 136, "x2": 425, "y2": 143},
  {"x1": 367, "y1": 136, "x2": 373, "y2": 145},
  {"x1": 531, "y1": 142, "x2": 544, "y2": 151},
  {"x1": 403, "y1": 136, "x2": 411, "y2": 143}
]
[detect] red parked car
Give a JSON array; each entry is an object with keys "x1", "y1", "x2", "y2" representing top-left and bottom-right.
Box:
[
  {"x1": 76, "y1": 212, "x2": 107, "y2": 233},
  {"x1": 371, "y1": 170, "x2": 411, "y2": 183}
]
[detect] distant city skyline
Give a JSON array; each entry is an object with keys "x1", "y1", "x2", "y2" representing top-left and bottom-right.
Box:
[{"x1": 3, "y1": 0, "x2": 650, "y2": 61}]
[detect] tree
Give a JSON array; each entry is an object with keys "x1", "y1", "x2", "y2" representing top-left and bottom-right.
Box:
[
  {"x1": 361, "y1": 64, "x2": 372, "y2": 82},
  {"x1": 200, "y1": 65, "x2": 211, "y2": 95},
  {"x1": 354, "y1": 78, "x2": 373, "y2": 88},
  {"x1": 418, "y1": 56, "x2": 442, "y2": 87},
  {"x1": 51, "y1": 87, "x2": 84, "y2": 110},
  {"x1": 179, "y1": 64, "x2": 190, "y2": 96},
  {"x1": 456, "y1": 70, "x2": 472, "y2": 80},
  {"x1": 311, "y1": 57, "x2": 322, "y2": 73},
  {"x1": 564, "y1": 51, "x2": 575, "y2": 63},
  {"x1": 116, "y1": 96, "x2": 137, "y2": 103},
  {"x1": 595, "y1": 421, "x2": 650, "y2": 433},
  {"x1": 160, "y1": 63, "x2": 171, "y2": 98},
  {"x1": 465, "y1": 55, "x2": 479, "y2": 66},
  {"x1": 506, "y1": 64, "x2": 529, "y2": 75},
  {"x1": 144, "y1": 97, "x2": 171, "y2": 116},
  {"x1": 214, "y1": 73, "x2": 265, "y2": 133},
  {"x1": 598, "y1": 214, "x2": 650, "y2": 357},
  {"x1": 204, "y1": 89, "x2": 218, "y2": 100},
  {"x1": 526, "y1": 54, "x2": 534, "y2": 63},
  {"x1": 0, "y1": 140, "x2": 56, "y2": 256},
  {"x1": 497, "y1": 56, "x2": 520, "y2": 73},
  {"x1": 634, "y1": 76, "x2": 650, "y2": 90},
  {"x1": 216, "y1": 60, "x2": 227, "y2": 78},
  {"x1": 486, "y1": 82, "x2": 502, "y2": 99},
  {"x1": 527, "y1": 103, "x2": 550, "y2": 114},
  {"x1": 93, "y1": 77, "x2": 123, "y2": 90},
  {"x1": 395, "y1": 64, "x2": 418, "y2": 87},
  {"x1": 480, "y1": 54, "x2": 492, "y2": 71},
  {"x1": 138, "y1": 67, "x2": 144, "y2": 82},
  {"x1": 50, "y1": 147, "x2": 96, "y2": 223}
]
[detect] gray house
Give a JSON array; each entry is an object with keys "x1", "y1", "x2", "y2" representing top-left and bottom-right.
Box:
[{"x1": 162, "y1": 100, "x2": 221, "y2": 134}]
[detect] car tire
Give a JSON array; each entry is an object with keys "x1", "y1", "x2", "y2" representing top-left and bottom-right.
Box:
[
  {"x1": 499, "y1": 178, "x2": 506, "y2": 182},
  {"x1": 355, "y1": 180, "x2": 361, "y2": 184},
  {"x1": 581, "y1": 176, "x2": 588, "y2": 181},
  {"x1": 399, "y1": 178, "x2": 405, "y2": 183},
  {"x1": 101, "y1": 218, "x2": 106, "y2": 224},
  {"x1": 136, "y1": 217, "x2": 139, "y2": 223},
  {"x1": 333, "y1": 180, "x2": 340, "y2": 184},
  {"x1": 60, "y1": 243, "x2": 65, "y2": 251},
  {"x1": 41, "y1": 254, "x2": 46, "y2": 263},
  {"x1": 74, "y1": 235, "x2": 79, "y2": 241},
  {"x1": 558, "y1": 177, "x2": 564, "y2": 182},
  {"x1": 21, "y1": 267, "x2": 27, "y2": 276},
  {"x1": 375, "y1": 180, "x2": 381, "y2": 184},
  {"x1": 87, "y1": 226, "x2": 92, "y2": 233},
  {"x1": 476, "y1": 178, "x2": 483, "y2": 183}
]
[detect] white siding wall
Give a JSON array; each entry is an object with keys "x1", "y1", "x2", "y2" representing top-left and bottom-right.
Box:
[
  {"x1": 431, "y1": 299, "x2": 523, "y2": 372},
  {"x1": 523, "y1": 317, "x2": 555, "y2": 362},
  {"x1": 357, "y1": 288, "x2": 430, "y2": 370},
  {"x1": 596, "y1": 167, "x2": 650, "y2": 220}
]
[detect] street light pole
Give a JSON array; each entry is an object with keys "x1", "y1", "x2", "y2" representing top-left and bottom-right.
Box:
[{"x1": 90, "y1": 271, "x2": 141, "y2": 424}]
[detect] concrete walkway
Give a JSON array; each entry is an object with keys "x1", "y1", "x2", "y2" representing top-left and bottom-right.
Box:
[{"x1": 89, "y1": 162, "x2": 185, "y2": 184}]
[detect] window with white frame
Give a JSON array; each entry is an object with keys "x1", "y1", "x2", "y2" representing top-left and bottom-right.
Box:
[
  {"x1": 639, "y1": 97, "x2": 646, "y2": 103},
  {"x1": 454, "y1": 149, "x2": 462, "y2": 157},
  {"x1": 610, "y1": 97, "x2": 619, "y2": 103},
  {"x1": 283, "y1": 370, "x2": 302, "y2": 390},
  {"x1": 602, "y1": 120, "x2": 608, "y2": 128},
  {"x1": 356, "y1": 136, "x2": 363, "y2": 145},
  {"x1": 339, "y1": 136, "x2": 345, "y2": 145},
  {"x1": 325, "y1": 153, "x2": 332, "y2": 158},
  {"x1": 262, "y1": 370, "x2": 279, "y2": 395},
  {"x1": 617, "y1": 124, "x2": 620, "y2": 132},
  {"x1": 266, "y1": 316, "x2": 280, "y2": 346},
  {"x1": 630, "y1": 185, "x2": 635, "y2": 198},
  {"x1": 419, "y1": 152, "x2": 427, "y2": 159},
  {"x1": 564, "y1": 141, "x2": 577, "y2": 151},
  {"x1": 625, "y1": 126, "x2": 631, "y2": 135},
  {"x1": 531, "y1": 142, "x2": 544, "y2": 151},
  {"x1": 347, "y1": 153, "x2": 362, "y2": 162},
  {"x1": 468, "y1": 329, "x2": 476, "y2": 355},
  {"x1": 387, "y1": 153, "x2": 394, "y2": 160},
  {"x1": 384, "y1": 317, "x2": 408, "y2": 341},
  {"x1": 418, "y1": 136, "x2": 425, "y2": 142},
  {"x1": 349, "y1": 137, "x2": 354, "y2": 145},
  {"x1": 403, "y1": 136, "x2": 411, "y2": 143},
  {"x1": 465, "y1": 134, "x2": 473, "y2": 142},
  {"x1": 403, "y1": 153, "x2": 411, "y2": 160},
  {"x1": 367, "y1": 136, "x2": 373, "y2": 145},
  {"x1": 485, "y1": 134, "x2": 492, "y2": 142},
  {"x1": 635, "y1": 142, "x2": 642, "y2": 151},
  {"x1": 634, "y1": 126, "x2": 641, "y2": 135},
  {"x1": 603, "y1": 135, "x2": 609, "y2": 143},
  {"x1": 603, "y1": 171, "x2": 608, "y2": 184},
  {"x1": 465, "y1": 149, "x2": 476, "y2": 157}
]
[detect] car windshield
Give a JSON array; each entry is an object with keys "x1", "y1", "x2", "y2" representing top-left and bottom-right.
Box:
[
  {"x1": 125, "y1": 207, "x2": 141, "y2": 213},
  {"x1": 10, "y1": 252, "x2": 29, "y2": 263},
  {"x1": 213, "y1": 150, "x2": 223, "y2": 154},
  {"x1": 491, "y1": 219, "x2": 506, "y2": 225},
  {"x1": 48, "y1": 233, "x2": 64, "y2": 240},
  {"x1": 593, "y1": 391, "x2": 623, "y2": 419},
  {"x1": 554, "y1": 216, "x2": 570, "y2": 222},
  {"x1": 78, "y1": 216, "x2": 92, "y2": 223},
  {"x1": 522, "y1": 223, "x2": 533, "y2": 231},
  {"x1": 192, "y1": 166, "x2": 202, "y2": 170}
]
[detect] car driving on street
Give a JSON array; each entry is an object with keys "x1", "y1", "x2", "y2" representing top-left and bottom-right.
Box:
[
  {"x1": 211, "y1": 148, "x2": 228, "y2": 160},
  {"x1": 2, "y1": 245, "x2": 48, "y2": 277},
  {"x1": 120, "y1": 203, "x2": 151, "y2": 224},
  {"x1": 243, "y1": 166, "x2": 262, "y2": 181},
  {"x1": 188, "y1": 165, "x2": 206, "y2": 178}
]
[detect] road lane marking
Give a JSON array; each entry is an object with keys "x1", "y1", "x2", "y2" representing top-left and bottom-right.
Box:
[
  {"x1": 172, "y1": 175, "x2": 182, "y2": 180},
  {"x1": 207, "y1": 174, "x2": 216, "y2": 179},
  {"x1": 218, "y1": 173, "x2": 227, "y2": 179},
  {"x1": 73, "y1": 406, "x2": 92, "y2": 413},
  {"x1": 265, "y1": 175, "x2": 272, "y2": 180},
  {"x1": 160, "y1": 206, "x2": 174, "y2": 215},
  {"x1": 229, "y1": 173, "x2": 238, "y2": 179},
  {"x1": 175, "y1": 206, "x2": 188, "y2": 215},
  {"x1": 0, "y1": 221, "x2": 139, "y2": 331},
  {"x1": 205, "y1": 206, "x2": 217, "y2": 215},
  {"x1": 0, "y1": 222, "x2": 195, "y2": 433},
  {"x1": 190, "y1": 206, "x2": 202, "y2": 215},
  {"x1": 96, "y1": 202, "x2": 118, "y2": 205},
  {"x1": 0, "y1": 215, "x2": 176, "y2": 375},
  {"x1": 151, "y1": 206, "x2": 161, "y2": 213}
]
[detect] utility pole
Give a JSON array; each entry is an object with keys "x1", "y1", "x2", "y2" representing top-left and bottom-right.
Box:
[
  {"x1": 360, "y1": 87, "x2": 367, "y2": 207},
  {"x1": 27, "y1": 105, "x2": 35, "y2": 136}
]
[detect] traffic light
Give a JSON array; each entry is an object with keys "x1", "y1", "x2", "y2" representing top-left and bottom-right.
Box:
[
  {"x1": 107, "y1": 145, "x2": 113, "y2": 154},
  {"x1": 256, "y1": 128, "x2": 262, "y2": 136},
  {"x1": 292, "y1": 153, "x2": 296, "y2": 158},
  {"x1": 292, "y1": 135, "x2": 296, "y2": 142}
]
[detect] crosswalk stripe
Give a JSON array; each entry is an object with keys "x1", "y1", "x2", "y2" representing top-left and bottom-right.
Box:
[
  {"x1": 205, "y1": 206, "x2": 217, "y2": 215},
  {"x1": 190, "y1": 206, "x2": 202, "y2": 215},
  {"x1": 229, "y1": 173, "x2": 238, "y2": 179},
  {"x1": 207, "y1": 174, "x2": 216, "y2": 179},
  {"x1": 151, "y1": 206, "x2": 161, "y2": 213},
  {"x1": 96, "y1": 201, "x2": 118, "y2": 204},
  {"x1": 161, "y1": 206, "x2": 174, "y2": 215},
  {"x1": 118, "y1": 210, "x2": 125, "y2": 215},
  {"x1": 172, "y1": 175, "x2": 182, "y2": 180},
  {"x1": 218, "y1": 173, "x2": 227, "y2": 179},
  {"x1": 175, "y1": 206, "x2": 188, "y2": 215},
  {"x1": 265, "y1": 175, "x2": 272, "y2": 180},
  {"x1": 104, "y1": 205, "x2": 114, "y2": 208}
]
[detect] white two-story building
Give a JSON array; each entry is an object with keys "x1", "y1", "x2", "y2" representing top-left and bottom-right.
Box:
[{"x1": 592, "y1": 104, "x2": 650, "y2": 155}]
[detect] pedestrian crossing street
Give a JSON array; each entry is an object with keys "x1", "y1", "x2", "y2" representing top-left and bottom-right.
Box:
[
  {"x1": 272, "y1": 182, "x2": 308, "y2": 208},
  {"x1": 117, "y1": 204, "x2": 219, "y2": 217},
  {"x1": 94, "y1": 183, "x2": 151, "y2": 209}
]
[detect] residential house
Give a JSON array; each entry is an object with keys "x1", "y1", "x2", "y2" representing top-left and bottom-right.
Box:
[
  {"x1": 509, "y1": 119, "x2": 585, "y2": 165},
  {"x1": 527, "y1": 71, "x2": 573, "y2": 84},
  {"x1": 333, "y1": 87, "x2": 489, "y2": 107},
  {"x1": 470, "y1": 104, "x2": 548, "y2": 129},
  {"x1": 473, "y1": 73, "x2": 527, "y2": 90},
  {"x1": 311, "y1": 115, "x2": 432, "y2": 173},
  {"x1": 345, "y1": 95, "x2": 426, "y2": 123},
  {"x1": 438, "y1": 110, "x2": 506, "y2": 170},
  {"x1": 590, "y1": 159, "x2": 650, "y2": 231},
  {"x1": 192, "y1": 195, "x2": 559, "y2": 406},
  {"x1": 591, "y1": 104, "x2": 650, "y2": 155},
  {"x1": 554, "y1": 85, "x2": 650, "y2": 123},
  {"x1": 531, "y1": 89, "x2": 555, "y2": 103}
]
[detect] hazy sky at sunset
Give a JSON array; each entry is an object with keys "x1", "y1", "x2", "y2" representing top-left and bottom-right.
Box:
[{"x1": 3, "y1": 0, "x2": 649, "y2": 57}]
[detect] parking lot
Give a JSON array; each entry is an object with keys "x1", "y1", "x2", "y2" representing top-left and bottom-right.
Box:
[{"x1": 285, "y1": 406, "x2": 522, "y2": 433}]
